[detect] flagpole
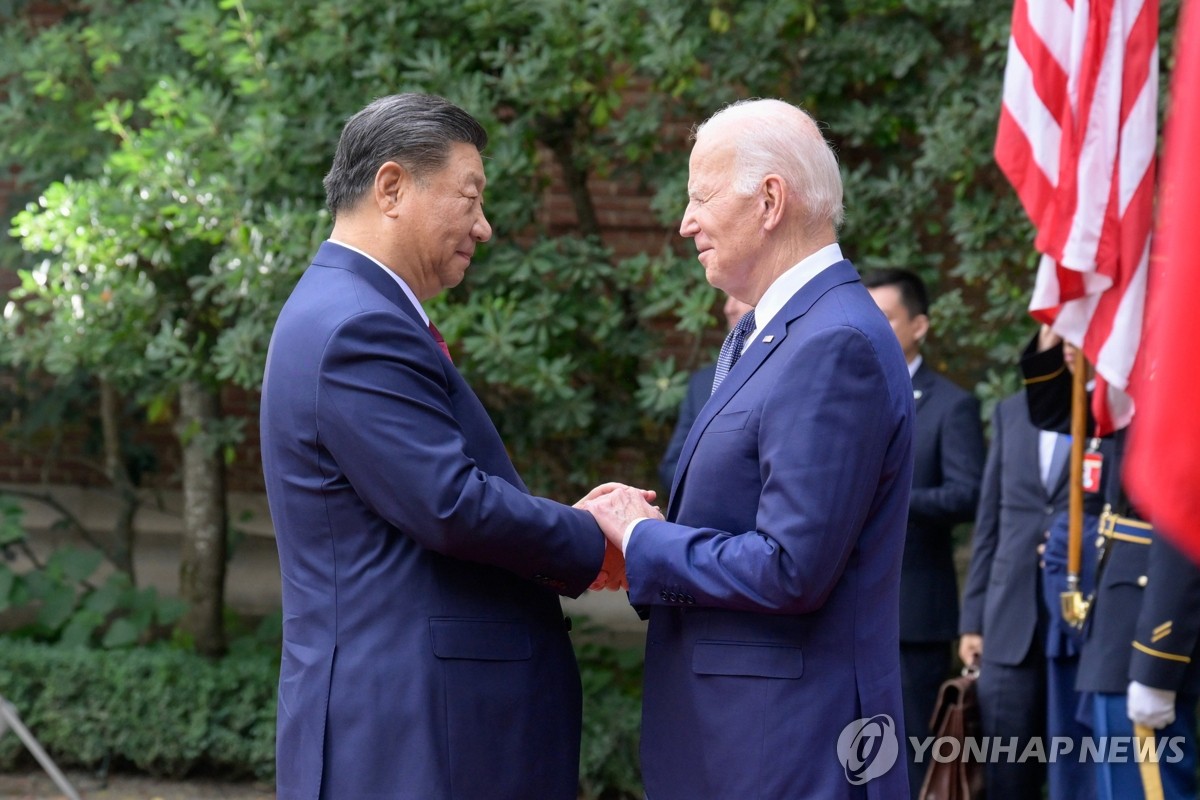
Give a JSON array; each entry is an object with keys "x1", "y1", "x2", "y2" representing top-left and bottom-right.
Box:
[{"x1": 1061, "y1": 350, "x2": 1090, "y2": 627}]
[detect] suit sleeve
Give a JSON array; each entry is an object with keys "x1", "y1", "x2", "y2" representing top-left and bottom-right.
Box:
[
  {"x1": 317, "y1": 309, "x2": 603, "y2": 596},
  {"x1": 959, "y1": 402, "x2": 1003, "y2": 635},
  {"x1": 1128, "y1": 535, "x2": 1200, "y2": 690},
  {"x1": 908, "y1": 391, "x2": 985, "y2": 525},
  {"x1": 1019, "y1": 334, "x2": 1098, "y2": 434},
  {"x1": 628, "y1": 326, "x2": 900, "y2": 614}
]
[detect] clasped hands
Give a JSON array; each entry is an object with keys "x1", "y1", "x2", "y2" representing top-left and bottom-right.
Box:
[{"x1": 574, "y1": 482, "x2": 664, "y2": 591}]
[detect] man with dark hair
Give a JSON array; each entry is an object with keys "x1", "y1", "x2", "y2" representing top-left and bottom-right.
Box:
[
  {"x1": 865, "y1": 267, "x2": 985, "y2": 799},
  {"x1": 260, "y1": 93, "x2": 650, "y2": 800}
]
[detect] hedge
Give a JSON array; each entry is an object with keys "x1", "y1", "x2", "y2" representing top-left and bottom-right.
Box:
[{"x1": 0, "y1": 636, "x2": 644, "y2": 797}]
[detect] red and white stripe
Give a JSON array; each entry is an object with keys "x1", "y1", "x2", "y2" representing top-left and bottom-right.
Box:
[{"x1": 995, "y1": 0, "x2": 1159, "y2": 435}]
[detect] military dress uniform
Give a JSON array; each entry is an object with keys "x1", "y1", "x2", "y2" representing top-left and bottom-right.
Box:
[{"x1": 1022, "y1": 337, "x2": 1200, "y2": 800}]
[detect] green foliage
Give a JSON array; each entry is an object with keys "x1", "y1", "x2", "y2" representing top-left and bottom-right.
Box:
[
  {"x1": 0, "y1": 496, "x2": 184, "y2": 647},
  {"x1": 0, "y1": 639, "x2": 277, "y2": 780},
  {"x1": 576, "y1": 633, "x2": 645, "y2": 800},
  {"x1": 0, "y1": 1, "x2": 1187, "y2": 493},
  {"x1": 0, "y1": 631, "x2": 643, "y2": 796}
]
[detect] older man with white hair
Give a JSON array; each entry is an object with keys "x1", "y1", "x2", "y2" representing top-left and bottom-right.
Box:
[{"x1": 585, "y1": 98, "x2": 915, "y2": 799}]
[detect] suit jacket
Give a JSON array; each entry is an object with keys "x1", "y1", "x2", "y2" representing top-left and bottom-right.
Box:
[
  {"x1": 260, "y1": 242, "x2": 603, "y2": 800},
  {"x1": 626, "y1": 260, "x2": 914, "y2": 800},
  {"x1": 657, "y1": 363, "x2": 716, "y2": 489},
  {"x1": 901, "y1": 364, "x2": 984, "y2": 642},
  {"x1": 959, "y1": 391, "x2": 1102, "y2": 665}
]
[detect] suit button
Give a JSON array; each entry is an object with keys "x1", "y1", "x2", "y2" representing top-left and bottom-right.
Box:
[
  {"x1": 1137, "y1": 575, "x2": 1149, "y2": 587},
  {"x1": 685, "y1": 595, "x2": 695, "y2": 604},
  {"x1": 563, "y1": 616, "x2": 573, "y2": 632},
  {"x1": 1095, "y1": 536, "x2": 1106, "y2": 548},
  {"x1": 1045, "y1": 505, "x2": 1055, "y2": 515},
  {"x1": 660, "y1": 590, "x2": 669, "y2": 600}
]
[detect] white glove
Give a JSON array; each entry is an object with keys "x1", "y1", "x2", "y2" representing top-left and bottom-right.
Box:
[{"x1": 1126, "y1": 680, "x2": 1176, "y2": 729}]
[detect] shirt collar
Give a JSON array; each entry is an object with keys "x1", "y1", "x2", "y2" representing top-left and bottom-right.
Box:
[
  {"x1": 326, "y1": 238, "x2": 428, "y2": 325},
  {"x1": 749, "y1": 242, "x2": 844, "y2": 338},
  {"x1": 908, "y1": 354, "x2": 923, "y2": 379}
]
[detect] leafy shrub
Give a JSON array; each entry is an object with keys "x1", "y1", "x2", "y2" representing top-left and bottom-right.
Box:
[
  {"x1": 0, "y1": 640, "x2": 277, "y2": 780},
  {"x1": 577, "y1": 636, "x2": 645, "y2": 800},
  {"x1": 0, "y1": 629, "x2": 646, "y2": 796},
  {"x1": 0, "y1": 498, "x2": 186, "y2": 648}
]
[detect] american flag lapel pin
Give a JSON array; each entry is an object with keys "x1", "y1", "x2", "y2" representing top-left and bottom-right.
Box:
[{"x1": 762, "y1": 335, "x2": 774, "y2": 343}]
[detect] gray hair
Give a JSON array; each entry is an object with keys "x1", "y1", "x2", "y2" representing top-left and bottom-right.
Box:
[
  {"x1": 696, "y1": 98, "x2": 844, "y2": 230},
  {"x1": 323, "y1": 93, "x2": 488, "y2": 217}
]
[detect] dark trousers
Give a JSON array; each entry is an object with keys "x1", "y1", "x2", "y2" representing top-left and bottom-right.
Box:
[
  {"x1": 977, "y1": 645, "x2": 1048, "y2": 798},
  {"x1": 1092, "y1": 691, "x2": 1198, "y2": 800},
  {"x1": 900, "y1": 641, "x2": 951, "y2": 799},
  {"x1": 1046, "y1": 654, "x2": 1095, "y2": 799}
]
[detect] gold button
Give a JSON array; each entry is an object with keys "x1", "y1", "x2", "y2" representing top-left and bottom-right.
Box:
[{"x1": 1137, "y1": 575, "x2": 1149, "y2": 587}]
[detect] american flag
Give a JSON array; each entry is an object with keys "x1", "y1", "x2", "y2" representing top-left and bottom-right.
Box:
[{"x1": 995, "y1": 0, "x2": 1159, "y2": 436}]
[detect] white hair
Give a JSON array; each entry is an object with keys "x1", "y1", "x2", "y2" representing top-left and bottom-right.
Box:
[{"x1": 696, "y1": 98, "x2": 845, "y2": 230}]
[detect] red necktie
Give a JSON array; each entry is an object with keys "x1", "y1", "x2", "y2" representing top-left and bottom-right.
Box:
[{"x1": 428, "y1": 321, "x2": 452, "y2": 362}]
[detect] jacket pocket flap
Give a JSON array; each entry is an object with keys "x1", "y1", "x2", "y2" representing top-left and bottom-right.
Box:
[
  {"x1": 706, "y1": 410, "x2": 751, "y2": 433},
  {"x1": 429, "y1": 618, "x2": 532, "y2": 661},
  {"x1": 692, "y1": 640, "x2": 804, "y2": 679}
]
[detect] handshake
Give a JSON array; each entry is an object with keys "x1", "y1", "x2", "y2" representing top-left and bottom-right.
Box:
[{"x1": 574, "y1": 482, "x2": 664, "y2": 591}]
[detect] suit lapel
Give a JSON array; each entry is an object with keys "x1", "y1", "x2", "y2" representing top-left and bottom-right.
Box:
[
  {"x1": 667, "y1": 260, "x2": 862, "y2": 510},
  {"x1": 912, "y1": 363, "x2": 934, "y2": 410}
]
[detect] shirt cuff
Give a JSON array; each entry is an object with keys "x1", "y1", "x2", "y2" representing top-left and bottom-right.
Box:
[{"x1": 621, "y1": 517, "x2": 649, "y2": 554}]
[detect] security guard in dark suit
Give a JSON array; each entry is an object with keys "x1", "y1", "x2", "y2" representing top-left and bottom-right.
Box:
[
  {"x1": 867, "y1": 268, "x2": 986, "y2": 800},
  {"x1": 1022, "y1": 326, "x2": 1199, "y2": 800}
]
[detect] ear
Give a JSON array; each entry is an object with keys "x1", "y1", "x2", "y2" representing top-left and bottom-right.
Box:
[
  {"x1": 760, "y1": 174, "x2": 786, "y2": 231},
  {"x1": 374, "y1": 161, "x2": 409, "y2": 217},
  {"x1": 913, "y1": 313, "x2": 930, "y2": 343}
]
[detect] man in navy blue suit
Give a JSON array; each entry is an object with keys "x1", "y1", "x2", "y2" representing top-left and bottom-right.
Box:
[
  {"x1": 260, "y1": 93, "x2": 651, "y2": 800},
  {"x1": 585, "y1": 98, "x2": 914, "y2": 799},
  {"x1": 864, "y1": 268, "x2": 985, "y2": 799}
]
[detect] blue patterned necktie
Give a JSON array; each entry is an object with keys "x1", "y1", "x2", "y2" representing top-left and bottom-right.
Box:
[{"x1": 711, "y1": 310, "x2": 757, "y2": 395}]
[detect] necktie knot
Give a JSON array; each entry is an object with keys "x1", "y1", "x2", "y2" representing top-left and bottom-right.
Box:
[{"x1": 711, "y1": 310, "x2": 756, "y2": 395}]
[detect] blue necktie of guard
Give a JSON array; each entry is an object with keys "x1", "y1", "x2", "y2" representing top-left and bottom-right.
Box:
[
  {"x1": 711, "y1": 310, "x2": 757, "y2": 395},
  {"x1": 1046, "y1": 432, "x2": 1071, "y2": 492}
]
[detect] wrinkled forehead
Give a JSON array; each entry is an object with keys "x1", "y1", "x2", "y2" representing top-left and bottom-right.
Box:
[{"x1": 688, "y1": 133, "x2": 737, "y2": 183}]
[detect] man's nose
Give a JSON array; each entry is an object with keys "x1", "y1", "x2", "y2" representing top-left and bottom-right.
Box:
[
  {"x1": 679, "y1": 206, "x2": 699, "y2": 238},
  {"x1": 474, "y1": 211, "x2": 492, "y2": 242}
]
